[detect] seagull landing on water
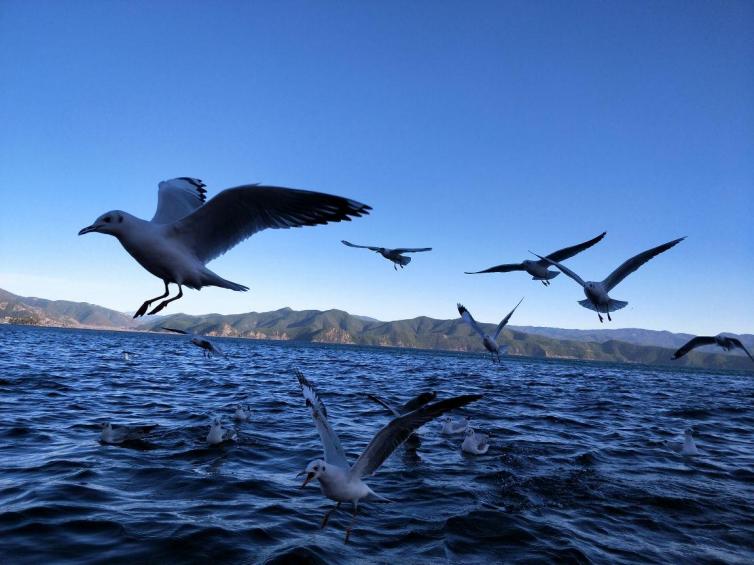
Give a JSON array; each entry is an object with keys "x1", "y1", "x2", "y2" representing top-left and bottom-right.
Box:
[
  {"x1": 341, "y1": 240, "x2": 432, "y2": 270},
  {"x1": 457, "y1": 298, "x2": 524, "y2": 362},
  {"x1": 78, "y1": 177, "x2": 371, "y2": 317},
  {"x1": 295, "y1": 369, "x2": 481, "y2": 543},
  {"x1": 161, "y1": 327, "x2": 225, "y2": 358},
  {"x1": 672, "y1": 335, "x2": 754, "y2": 362},
  {"x1": 465, "y1": 232, "x2": 606, "y2": 286},
  {"x1": 532, "y1": 237, "x2": 685, "y2": 323}
]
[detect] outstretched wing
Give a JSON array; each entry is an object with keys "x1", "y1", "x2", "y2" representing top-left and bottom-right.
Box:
[
  {"x1": 465, "y1": 263, "x2": 524, "y2": 275},
  {"x1": 152, "y1": 178, "x2": 207, "y2": 224},
  {"x1": 728, "y1": 338, "x2": 754, "y2": 362},
  {"x1": 672, "y1": 336, "x2": 716, "y2": 359},
  {"x1": 602, "y1": 237, "x2": 685, "y2": 292},
  {"x1": 457, "y1": 303, "x2": 486, "y2": 339},
  {"x1": 533, "y1": 253, "x2": 586, "y2": 288},
  {"x1": 161, "y1": 326, "x2": 190, "y2": 336},
  {"x1": 494, "y1": 297, "x2": 524, "y2": 341},
  {"x1": 366, "y1": 394, "x2": 401, "y2": 417},
  {"x1": 342, "y1": 240, "x2": 381, "y2": 251},
  {"x1": 351, "y1": 394, "x2": 483, "y2": 478},
  {"x1": 400, "y1": 391, "x2": 437, "y2": 414},
  {"x1": 544, "y1": 231, "x2": 607, "y2": 263},
  {"x1": 393, "y1": 247, "x2": 432, "y2": 254},
  {"x1": 295, "y1": 369, "x2": 350, "y2": 469},
  {"x1": 171, "y1": 185, "x2": 371, "y2": 264}
]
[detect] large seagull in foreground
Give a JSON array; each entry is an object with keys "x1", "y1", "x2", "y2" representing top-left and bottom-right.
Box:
[
  {"x1": 465, "y1": 232, "x2": 606, "y2": 285},
  {"x1": 79, "y1": 177, "x2": 371, "y2": 317},
  {"x1": 533, "y1": 237, "x2": 685, "y2": 323}
]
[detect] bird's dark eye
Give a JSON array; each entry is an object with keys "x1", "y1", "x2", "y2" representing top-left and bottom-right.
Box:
[
  {"x1": 117, "y1": 215, "x2": 123, "y2": 223},
  {"x1": 104, "y1": 217, "x2": 111, "y2": 223}
]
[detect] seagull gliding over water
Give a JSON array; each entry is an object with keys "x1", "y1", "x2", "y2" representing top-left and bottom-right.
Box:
[
  {"x1": 295, "y1": 369, "x2": 481, "y2": 543},
  {"x1": 465, "y1": 232, "x2": 606, "y2": 285},
  {"x1": 341, "y1": 240, "x2": 432, "y2": 270},
  {"x1": 533, "y1": 237, "x2": 685, "y2": 323},
  {"x1": 457, "y1": 298, "x2": 524, "y2": 362},
  {"x1": 672, "y1": 335, "x2": 753, "y2": 362},
  {"x1": 78, "y1": 177, "x2": 371, "y2": 317}
]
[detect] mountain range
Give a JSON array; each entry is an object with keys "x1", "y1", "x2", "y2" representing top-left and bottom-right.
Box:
[{"x1": 1, "y1": 287, "x2": 751, "y2": 371}]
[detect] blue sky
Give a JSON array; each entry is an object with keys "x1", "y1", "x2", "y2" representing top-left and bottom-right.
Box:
[{"x1": 1, "y1": 1, "x2": 752, "y2": 333}]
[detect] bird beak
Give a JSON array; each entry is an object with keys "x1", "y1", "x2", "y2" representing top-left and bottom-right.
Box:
[
  {"x1": 298, "y1": 471, "x2": 314, "y2": 488},
  {"x1": 78, "y1": 225, "x2": 97, "y2": 235}
]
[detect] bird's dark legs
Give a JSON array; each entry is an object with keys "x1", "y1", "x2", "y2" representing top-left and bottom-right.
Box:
[
  {"x1": 134, "y1": 281, "x2": 170, "y2": 318},
  {"x1": 394, "y1": 263, "x2": 397, "y2": 271},
  {"x1": 321, "y1": 502, "x2": 341, "y2": 529},
  {"x1": 598, "y1": 312, "x2": 603, "y2": 323},
  {"x1": 344, "y1": 502, "x2": 358, "y2": 544},
  {"x1": 148, "y1": 285, "x2": 183, "y2": 315},
  {"x1": 607, "y1": 309, "x2": 612, "y2": 322}
]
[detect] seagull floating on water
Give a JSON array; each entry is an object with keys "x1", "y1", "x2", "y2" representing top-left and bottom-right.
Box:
[
  {"x1": 461, "y1": 427, "x2": 490, "y2": 455},
  {"x1": 533, "y1": 237, "x2": 685, "y2": 323},
  {"x1": 122, "y1": 351, "x2": 134, "y2": 361},
  {"x1": 99, "y1": 422, "x2": 155, "y2": 445},
  {"x1": 440, "y1": 415, "x2": 470, "y2": 435},
  {"x1": 341, "y1": 240, "x2": 432, "y2": 270},
  {"x1": 206, "y1": 418, "x2": 237, "y2": 445},
  {"x1": 465, "y1": 232, "x2": 606, "y2": 286},
  {"x1": 78, "y1": 177, "x2": 371, "y2": 317},
  {"x1": 233, "y1": 404, "x2": 252, "y2": 422},
  {"x1": 295, "y1": 369, "x2": 481, "y2": 543},
  {"x1": 161, "y1": 327, "x2": 224, "y2": 358},
  {"x1": 672, "y1": 335, "x2": 753, "y2": 362},
  {"x1": 457, "y1": 298, "x2": 524, "y2": 362}
]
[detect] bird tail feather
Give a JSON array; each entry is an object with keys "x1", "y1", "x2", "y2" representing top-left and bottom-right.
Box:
[
  {"x1": 578, "y1": 299, "x2": 628, "y2": 312},
  {"x1": 202, "y1": 269, "x2": 249, "y2": 292},
  {"x1": 396, "y1": 256, "x2": 411, "y2": 266}
]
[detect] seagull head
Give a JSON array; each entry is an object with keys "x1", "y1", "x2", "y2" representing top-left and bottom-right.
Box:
[
  {"x1": 298, "y1": 459, "x2": 326, "y2": 488},
  {"x1": 465, "y1": 427, "x2": 475, "y2": 437},
  {"x1": 78, "y1": 210, "x2": 130, "y2": 237}
]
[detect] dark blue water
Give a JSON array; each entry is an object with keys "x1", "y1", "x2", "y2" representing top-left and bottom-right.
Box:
[{"x1": 1, "y1": 325, "x2": 753, "y2": 564}]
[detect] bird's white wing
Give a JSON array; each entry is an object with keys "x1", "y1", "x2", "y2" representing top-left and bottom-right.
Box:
[
  {"x1": 602, "y1": 237, "x2": 685, "y2": 292},
  {"x1": 543, "y1": 232, "x2": 607, "y2": 263},
  {"x1": 342, "y1": 240, "x2": 381, "y2": 251},
  {"x1": 171, "y1": 185, "x2": 371, "y2": 264},
  {"x1": 296, "y1": 370, "x2": 350, "y2": 469},
  {"x1": 152, "y1": 178, "x2": 207, "y2": 224},
  {"x1": 533, "y1": 253, "x2": 586, "y2": 288},
  {"x1": 494, "y1": 297, "x2": 524, "y2": 341},
  {"x1": 457, "y1": 303, "x2": 486, "y2": 339},
  {"x1": 393, "y1": 247, "x2": 432, "y2": 254},
  {"x1": 672, "y1": 336, "x2": 717, "y2": 359},
  {"x1": 351, "y1": 394, "x2": 482, "y2": 479}
]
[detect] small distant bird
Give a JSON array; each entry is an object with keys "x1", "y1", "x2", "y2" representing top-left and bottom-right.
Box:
[
  {"x1": 461, "y1": 427, "x2": 490, "y2": 455},
  {"x1": 161, "y1": 327, "x2": 225, "y2": 358},
  {"x1": 122, "y1": 351, "x2": 134, "y2": 361},
  {"x1": 465, "y1": 232, "x2": 606, "y2": 285},
  {"x1": 666, "y1": 428, "x2": 700, "y2": 456},
  {"x1": 233, "y1": 404, "x2": 252, "y2": 422},
  {"x1": 206, "y1": 418, "x2": 237, "y2": 445},
  {"x1": 295, "y1": 369, "x2": 481, "y2": 543},
  {"x1": 79, "y1": 177, "x2": 371, "y2": 317},
  {"x1": 99, "y1": 422, "x2": 155, "y2": 445},
  {"x1": 341, "y1": 240, "x2": 432, "y2": 270},
  {"x1": 672, "y1": 335, "x2": 754, "y2": 362},
  {"x1": 440, "y1": 415, "x2": 470, "y2": 435},
  {"x1": 533, "y1": 237, "x2": 684, "y2": 323},
  {"x1": 457, "y1": 298, "x2": 524, "y2": 362}
]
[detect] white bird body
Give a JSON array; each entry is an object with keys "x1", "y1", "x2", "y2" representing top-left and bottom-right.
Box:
[
  {"x1": 681, "y1": 430, "x2": 699, "y2": 456},
  {"x1": 520, "y1": 259, "x2": 559, "y2": 281},
  {"x1": 207, "y1": 420, "x2": 236, "y2": 445},
  {"x1": 296, "y1": 370, "x2": 481, "y2": 542},
  {"x1": 534, "y1": 237, "x2": 685, "y2": 323},
  {"x1": 461, "y1": 427, "x2": 490, "y2": 455},
  {"x1": 441, "y1": 416, "x2": 469, "y2": 435},
  {"x1": 79, "y1": 178, "x2": 371, "y2": 317}
]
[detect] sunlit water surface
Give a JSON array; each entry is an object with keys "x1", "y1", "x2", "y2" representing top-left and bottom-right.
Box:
[{"x1": 1, "y1": 325, "x2": 753, "y2": 564}]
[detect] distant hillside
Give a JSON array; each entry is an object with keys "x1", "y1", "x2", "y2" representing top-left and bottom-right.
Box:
[
  {"x1": 144, "y1": 308, "x2": 753, "y2": 371},
  {"x1": 0, "y1": 288, "x2": 137, "y2": 329}
]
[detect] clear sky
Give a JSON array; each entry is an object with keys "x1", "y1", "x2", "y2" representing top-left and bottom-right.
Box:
[{"x1": 1, "y1": 1, "x2": 752, "y2": 334}]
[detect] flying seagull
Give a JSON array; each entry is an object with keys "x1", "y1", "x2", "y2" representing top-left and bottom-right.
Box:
[
  {"x1": 465, "y1": 232, "x2": 606, "y2": 285},
  {"x1": 533, "y1": 237, "x2": 685, "y2": 323},
  {"x1": 457, "y1": 298, "x2": 524, "y2": 362},
  {"x1": 295, "y1": 369, "x2": 481, "y2": 543},
  {"x1": 161, "y1": 327, "x2": 225, "y2": 358},
  {"x1": 671, "y1": 335, "x2": 753, "y2": 362},
  {"x1": 341, "y1": 240, "x2": 432, "y2": 270},
  {"x1": 79, "y1": 177, "x2": 371, "y2": 317}
]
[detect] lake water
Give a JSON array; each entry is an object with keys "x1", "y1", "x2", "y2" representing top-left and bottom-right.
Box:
[{"x1": 1, "y1": 325, "x2": 753, "y2": 564}]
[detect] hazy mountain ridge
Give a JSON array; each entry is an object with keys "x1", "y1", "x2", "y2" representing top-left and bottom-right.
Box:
[{"x1": 1, "y1": 287, "x2": 751, "y2": 370}]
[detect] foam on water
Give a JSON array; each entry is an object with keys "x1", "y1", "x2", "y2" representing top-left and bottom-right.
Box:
[{"x1": 1, "y1": 325, "x2": 753, "y2": 563}]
